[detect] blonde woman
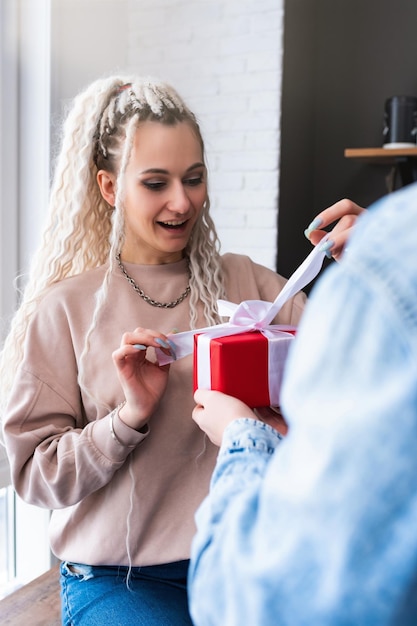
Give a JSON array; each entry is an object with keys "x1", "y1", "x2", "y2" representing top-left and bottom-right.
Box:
[{"x1": 0, "y1": 76, "x2": 309, "y2": 624}]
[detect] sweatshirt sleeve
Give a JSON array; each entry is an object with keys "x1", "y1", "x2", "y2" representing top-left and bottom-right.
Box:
[{"x1": 2, "y1": 295, "x2": 149, "y2": 510}]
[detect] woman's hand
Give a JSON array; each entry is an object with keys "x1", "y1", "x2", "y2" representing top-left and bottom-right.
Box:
[
  {"x1": 193, "y1": 390, "x2": 255, "y2": 446},
  {"x1": 193, "y1": 390, "x2": 288, "y2": 446},
  {"x1": 112, "y1": 327, "x2": 175, "y2": 431},
  {"x1": 304, "y1": 198, "x2": 366, "y2": 261}
]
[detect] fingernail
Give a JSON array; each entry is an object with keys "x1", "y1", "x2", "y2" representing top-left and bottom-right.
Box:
[
  {"x1": 133, "y1": 344, "x2": 147, "y2": 350},
  {"x1": 155, "y1": 338, "x2": 171, "y2": 350},
  {"x1": 167, "y1": 339, "x2": 177, "y2": 360},
  {"x1": 304, "y1": 217, "x2": 323, "y2": 239},
  {"x1": 318, "y1": 239, "x2": 334, "y2": 258}
]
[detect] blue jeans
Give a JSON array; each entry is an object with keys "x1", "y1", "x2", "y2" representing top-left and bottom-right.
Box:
[{"x1": 60, "y1": 560, "x2": 193, "y2": 625}]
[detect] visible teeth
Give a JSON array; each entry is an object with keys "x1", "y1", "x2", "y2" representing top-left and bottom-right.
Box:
[{"x1": 160, "y1": 220, "x2": 186, "y2": 226}]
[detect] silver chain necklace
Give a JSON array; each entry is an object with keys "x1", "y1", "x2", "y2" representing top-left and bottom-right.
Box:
[{"x1": 116, "y1": 253, "x2": 191, "y2": 309}]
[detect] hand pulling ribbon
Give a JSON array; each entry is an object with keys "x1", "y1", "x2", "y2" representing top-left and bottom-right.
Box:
[{"x1": 156, "y1": 242, "x2": 327, "y2": 366}]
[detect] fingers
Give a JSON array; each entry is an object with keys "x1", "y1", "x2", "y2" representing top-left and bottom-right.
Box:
[
  {"x1": 191, "y1": 401, "x2": 204, "y2": 427},
  {"x1": 193, "y1": 388, "x2": 212, "y2": 407},
  {"x1": 308, "y1": 220, "x2": 357, "y2": 261},
  {"x1": 193, "y1": 389, "x2": 256, "y2": 425},
  {"x1": 112, "y1": 327, "x2": 177, "y2": 364},
  {"x1": 304, "y1": 199, "x2": 365, "y2": 237},
  {"x1": 112, "y1": 328, "x2": 172, "y2": 427},
  {"x1": 192, "y1": 389, "x2": 219, "y2": 425},
  {"x1": 321, "y1": 214, "x2": 357, "y2": 260},
  {"x1": 193, "y1": 390, "x2": 250, "y2": 446},
  {"x1": 193, "y1": 391, "x2": 288, "y2": 444},
  {"x1": 304, "y1": 199, "x2": 366, "y2": 261}
]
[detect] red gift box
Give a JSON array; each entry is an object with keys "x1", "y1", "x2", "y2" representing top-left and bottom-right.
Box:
[{"x1": 193, "y1": 328, "x2": 296, "y2": 408}]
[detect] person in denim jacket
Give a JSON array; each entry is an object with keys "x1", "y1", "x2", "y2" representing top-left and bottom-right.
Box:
[{"x1": 189, "y1": 183, "x2": 417, "y2": 626}]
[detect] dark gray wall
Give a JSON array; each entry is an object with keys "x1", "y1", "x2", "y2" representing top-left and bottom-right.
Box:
[{"x1": 278, "y1": 0, "x2": 417, "y2": 287}]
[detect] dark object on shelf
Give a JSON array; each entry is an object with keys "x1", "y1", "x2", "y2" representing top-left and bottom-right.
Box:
[{"x1": 383, "y1": 96, "x2": 417, "y2": 148}]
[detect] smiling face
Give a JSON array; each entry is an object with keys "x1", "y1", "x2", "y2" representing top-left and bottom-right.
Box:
[{"x1": 98, "y1": 120, "x2": 207, "y2": 265}]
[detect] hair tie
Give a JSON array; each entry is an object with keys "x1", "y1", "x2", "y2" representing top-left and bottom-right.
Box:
[{"x1": 117, "y1": 83, "x2": 132, "y2": 93}]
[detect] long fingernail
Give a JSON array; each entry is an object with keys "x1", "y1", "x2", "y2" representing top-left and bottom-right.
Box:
[
  {"x1": 155, "y1": 338, "x2": 171, "y2": 350},
  {"x1": 167, "y1": 339, "x2": 177, "y2": 360},
  {"x1": 133, "y1": 344, "x2": 147, "y2": 350},
  {"x1": 318, "y1": 239, "x2": 334, "y2": 258},
  {"x1": 304, "y1": 217, "x2": 323, "y2": 239}
]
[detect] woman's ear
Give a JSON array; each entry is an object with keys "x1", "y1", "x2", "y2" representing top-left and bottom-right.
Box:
[{"x1": 97, "y1": 170, "x2": 116, "y2": 206}]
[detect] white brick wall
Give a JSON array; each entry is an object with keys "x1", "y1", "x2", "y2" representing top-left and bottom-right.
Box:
[
  {"x1": 49, "y1": 0, "x2": 284, "y2": 269},
  {"x1": 126, "y1": 0, "x2": 284, "y2": 269}
]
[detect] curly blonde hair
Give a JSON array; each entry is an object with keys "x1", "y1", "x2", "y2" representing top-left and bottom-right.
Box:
[{"x1": 0, "y1": 75, "x2": 225, "y2": 418}]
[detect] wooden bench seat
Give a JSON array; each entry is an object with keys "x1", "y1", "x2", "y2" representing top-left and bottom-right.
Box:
[{"x1": 0, "y1": 564, "x2": 61, "y2": 625}]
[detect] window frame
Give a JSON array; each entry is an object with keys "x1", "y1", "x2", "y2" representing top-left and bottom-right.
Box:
[{"x1": 0, "y1": 0, "x2": 54, "y2": 596}]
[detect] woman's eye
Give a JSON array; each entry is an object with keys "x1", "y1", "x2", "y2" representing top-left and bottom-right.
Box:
[
  {"x1": 143, "y1": 181, "x2": 166, "y2": 191},
  {"x1": 184, "y1": 175, "x2": 203, "y2": 187}
]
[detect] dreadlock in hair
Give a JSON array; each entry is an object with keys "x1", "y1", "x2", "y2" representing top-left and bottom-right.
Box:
[{"x1": 0, "y1": 75, "x2": 225, "y2": 418}]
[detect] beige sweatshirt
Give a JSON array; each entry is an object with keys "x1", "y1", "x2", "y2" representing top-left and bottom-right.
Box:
[{"x1": 3, "y1": 253, "x2": 305, "y2": 566}]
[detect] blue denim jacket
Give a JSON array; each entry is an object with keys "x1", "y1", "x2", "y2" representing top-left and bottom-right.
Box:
[{"x1": 188, "y1": 183, "x2": 417, "y2": 625}]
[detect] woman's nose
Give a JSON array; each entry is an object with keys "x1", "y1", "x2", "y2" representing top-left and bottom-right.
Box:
[{"x1": 167, "y1": 182, "x2": 191, "y2": 213}]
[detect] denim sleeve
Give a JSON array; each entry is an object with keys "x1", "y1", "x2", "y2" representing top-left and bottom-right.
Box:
[
  {"x1": 188, "y1": 217, "x2": 417, "y2": 626},
  {"x1": 197, "y1": 417, "x2": 283, "y2": 527}
]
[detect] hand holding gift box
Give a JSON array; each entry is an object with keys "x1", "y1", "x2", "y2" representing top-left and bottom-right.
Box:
[{"x1": 156, "y1": 242, "x2": 327, "y2": 406}]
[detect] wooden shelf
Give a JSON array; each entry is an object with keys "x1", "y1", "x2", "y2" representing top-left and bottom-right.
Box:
[
  {"x1": 344, "y1": 147, "x2": 417, "y2": 188},
  {"x1": 345, "y1": 147, "x2": 417, "y2": 163}
]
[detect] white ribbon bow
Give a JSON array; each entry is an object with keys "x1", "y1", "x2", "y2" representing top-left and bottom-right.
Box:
[{"x1": 156, "y1": 242, "x2": 327, "y2": 365}]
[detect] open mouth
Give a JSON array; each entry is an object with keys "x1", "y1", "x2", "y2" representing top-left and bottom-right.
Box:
[{"x1": 157, "y1": 219, "x2": 188, "y2": 230}]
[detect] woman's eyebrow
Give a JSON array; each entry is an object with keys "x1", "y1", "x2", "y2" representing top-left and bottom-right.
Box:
[
  {"x1": 186, "y1": 162, "x2": 205, "y2": 172},
  {"x1": 139, "y1": 162, "x2": 205, "y2": 175}
]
